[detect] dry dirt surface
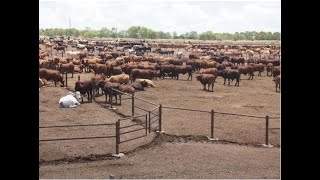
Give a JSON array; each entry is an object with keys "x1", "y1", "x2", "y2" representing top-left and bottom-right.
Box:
[
  {"x1": 40, "y1": 135, "x2": 280, "y2": 179},
  {"x1": 39, "y1": 47, "x2": 280, "y2": 178}
]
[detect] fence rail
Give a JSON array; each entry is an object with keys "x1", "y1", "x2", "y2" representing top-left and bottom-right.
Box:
[
  {"x1": 134, "y1": 105, "x2": 149, "y2": 112},
  {"x1": 39, "y1": 123, "x2": 116, "y2": 129},
  {"x1": 41, "y1": 88, "x2": 279, "y2": 159},
  {"x1": 120, "y1": 127, "x2": 146, "y2": 135},
  {"x1": 120, "y1": 134, "x2": 147, "y2": 144},
  {"x1": 118, "y1": 114, "x2": 146, "y2": 121},
  {"x1": 134, "y1": 96, "x2": 158, "y2": 106},
  {"x1": 120, "y1": 122, "x2": 145, "y2": 129},
  {"x1": 214, "y1": 111, "x2": 266, "y2": 119},
  {"x1": 162, "y1": 106, "x2": 211, "y2": 113},
  {"x1": 40, "y1": 135, "x2": 116, "y2": 142}
]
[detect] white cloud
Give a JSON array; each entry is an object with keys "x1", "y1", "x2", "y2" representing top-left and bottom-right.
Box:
[{"x1": 39, "y1": 0, "x2": 281, "y2": 33}]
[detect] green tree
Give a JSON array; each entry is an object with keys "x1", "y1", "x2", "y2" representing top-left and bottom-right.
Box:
[{"x1": 199, "y1": 31, "x2": 216, "y2": 40}]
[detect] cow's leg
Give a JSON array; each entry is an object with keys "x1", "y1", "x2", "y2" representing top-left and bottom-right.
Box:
[
  {"x1": 54, "y1": 81, "x2": 57, "y2": 87},
  {"x1": 203, "y1": 84, "x2": 206, "y2": 90},
  {"x1": 224, "y1": 78, "x2": 226, "y2": 85},
  {"x1": 212, "y1": 83, "x2": 214, "y2": 91},
  {"x1": 71, "y1": 72, "x2": 74, "y2": 78}
]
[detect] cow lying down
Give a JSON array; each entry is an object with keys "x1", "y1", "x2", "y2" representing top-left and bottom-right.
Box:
[{"x1": 59, "y1": 91, "x2": 81, "y2": 108}]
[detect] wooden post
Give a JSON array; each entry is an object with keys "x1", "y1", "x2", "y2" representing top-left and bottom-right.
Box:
[
  {"x1": 132, "y1": 94, "x2": 135, "y2": 117},
  {"x1": 149, "y1": 111, "x2": 151, "y2": 133},
  {"x1": 159, "y1": 104, "x2": 162, "y2": 132},
  {"x1": 115, "y1": 120, "x2": 120, "y2": 154},
  {"x1": 211, "y1": 110, "x2": 215, "y2": 139},
  {"x1": 145, "y1": 114, "x2": 148, "y2": 136},
  {"x1": 265, "y1": 115, "x2": 269, "y2": 146}
]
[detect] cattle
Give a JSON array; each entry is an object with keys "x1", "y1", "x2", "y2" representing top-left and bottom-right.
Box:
[
  {"x1": 39, "y1": 68, "x2": 64, "y2": 87},
  {"x1": 59, "y1": 91, "x2": 81, "y2": 108},
  {"x1": 200, "y1": 68, "x2": 219, "y2": 81},
  {"x1": 53, "y1": 45, "x2": 66, "y2": 53},
  {"x1": 130, "y1": 69, "x2": 158, "y2": 82},
  {"x1": 74, "y1": 65, "x2": 84, "y2": 73},
  {"x1": 111, "y1": 66, "x2": 123, "y2": 76},
  {"x1": 219, "y1": 69, "x2": 240, "y2": 86},
  {"x1": 135, "y1": 78, "x2": 157, "y2": 88},
  {"x1": 58, "y1": 63, "x2": 75, "y2": 78},
  {"x1": 196, "y1": 74, "x2": 215, "y2": 91},
  {"x1": 273, "y1": 75, "x2": 281, "y2": 92},
  {"x1": 127, "y1": 81, "x2": 148, "y2": 91},
  {"x1": 189, "y1": 53, "x2": 200, "y2": 59},
  {"x1": 186, "y1": 60, "x2": 195, "y2": 71},
  {"x1": 232, "y1": 65, "x2": 254, "y2": 80},
  {"x1": 173, "y1": 65, "x2": 193, "y2": 80},
  {"x1": 99, "y1": 81, "x2": 121, "y2": 104},
  {"x1": 172, "y1": 59, "x2": 183, "y2": 66},
  {"x1": 273, "y1": 66, "x2": 281, "y2": 78},
  {"x1": 108, "y1": 74, "x2": 130, "y2": 84},
  {"x1": 251, "y1": 64, "x2": 265, "y2": 76},
  {"x1": 266, "y1": 63, "x2": 273, "y2": 76},
  {"x1": 79, "y1": 51, "x2": 87, "y2": 59},
  {"x1": 247, "y1": 59, "x2": 255, "y2": 64},
  {"x1": 93, "y1": 64, "x2": 107, "y2": 76},
  {"x1": 216, "y1": 63, "x2": 226, "y2": 71},
  {"x1": 160, "y1": 64, "x2": 174, "y2": 79},
  {"x1": 74, "y1": 81, "x2": 93, "y2": 102},
  {"x1": 91, "y1": 74, "x2": 107, "y2": 95},
  {"x1": 231, "y1": 57, "x2": 245, "y2": 66}
]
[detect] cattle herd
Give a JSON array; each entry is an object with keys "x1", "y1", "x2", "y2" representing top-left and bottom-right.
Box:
[{"x1": 39, "y1": 36, "x2": 281, "y2": 104}]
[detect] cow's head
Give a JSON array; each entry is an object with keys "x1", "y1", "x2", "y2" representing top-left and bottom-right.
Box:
[{"x1": 75, "y1": 91, "x2": 81, "y2": 101}]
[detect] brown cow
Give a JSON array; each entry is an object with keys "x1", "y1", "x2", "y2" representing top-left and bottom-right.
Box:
[
  {"x1": 74, "y1": 80, "x2": 93, "y2": 102},
  {"x1": 196, "y1": 74, "x2": 215, "y2": 91},
  {"x1": 173, "y1": 65, "x2": 193, "y2": 80},
  {"x1": 91, "y1": 74, "x2": 106, "y2": 95},
  {"x1": 266, "y1": 63, "x2": 273, "y2": 76},
  {"x1": 130, "y1": 69, "x2": 158, "y2": 82},
  {"x1": 58, "y1": 63, "x2": 75, "y2": 78},
  {"x1": 273, "y1": 75, "x2": 281, "y2": 92},
  {"x1": 200, "y1": 68, "x2": 219, "y2": 81},
  {"x1": 39, "y1": 68, "x2": 64, "y2": 87}
]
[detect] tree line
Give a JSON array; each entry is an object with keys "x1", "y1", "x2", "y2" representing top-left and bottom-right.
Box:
[{"x1": 39, "y1": 26, "x2": 280, "y2": 41}]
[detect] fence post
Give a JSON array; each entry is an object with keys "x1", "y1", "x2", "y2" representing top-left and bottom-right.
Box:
[
  {"x1": 208, "y1": 110, "x2": 218, "y2": 141},
  {"x1": 265, "y1": 115, "x2": 269, "y2": 146},
  {"x1": 145, "y1": 113, "x2": 148, "y2": 136},
  {"x1": 132, "y1": 94, "x2": 135, "y2": 117},
  {"x1": 115, "y1": 120, "x2": 120, "y2": 154},
  {"x1": 65, "y1": 73, "x2": 68, "y2": 87},
  {"x1": 159, "y1": 104, "x2": 162, "y2": 132},
  {"x1": 149, "y1": 111, "x2": 151, "y2": 133},
  {"x1": 211, "y1": 110, "x2": 214, "y2": 139}
]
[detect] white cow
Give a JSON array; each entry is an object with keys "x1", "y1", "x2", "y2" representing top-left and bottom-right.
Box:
[
  {"x1": 59, "y1": 91, "x2": 81, "y2": 108},
  {"x1": 136, "y1": 79, "x2": 156, "y2": 88}
]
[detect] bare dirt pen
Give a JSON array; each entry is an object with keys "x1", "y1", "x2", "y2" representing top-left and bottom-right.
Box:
[{"x1": 39, "y1": 44, "x2": 280, "y2": 178}]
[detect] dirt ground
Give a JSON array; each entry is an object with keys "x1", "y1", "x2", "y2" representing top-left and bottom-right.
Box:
[
  {"x1": 39, "y1": 46, "x2": 280, "y2": 178},
  {"x1": 40, "y1": 135, "x2": 280, "y2": 179}
]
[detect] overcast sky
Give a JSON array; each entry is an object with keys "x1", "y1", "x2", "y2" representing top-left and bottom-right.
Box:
[{"x1": 39, "y1": 0, "x2": 281, "y2": 34}]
